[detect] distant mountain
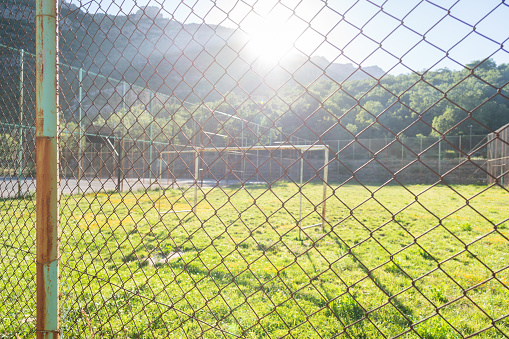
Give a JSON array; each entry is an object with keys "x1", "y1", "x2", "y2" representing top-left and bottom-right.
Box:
[
  {"x1": 0, "y1": 0, "x2": 35, "y2": 53},
  {"x1": 59, "y1": 3, "x2": 384, "y2": 101},
  {"x1": 1, "y1": 1, "x2": 384, "y2": 103}
]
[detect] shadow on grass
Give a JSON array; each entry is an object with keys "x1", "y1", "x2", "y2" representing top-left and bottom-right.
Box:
[{"x1": 297, "y1": 229, "x2": 416, "y2": 335}]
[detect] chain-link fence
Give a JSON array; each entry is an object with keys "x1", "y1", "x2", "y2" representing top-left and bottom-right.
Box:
[
  {"x1": 0, "y1": 32, "x2": 37, "y2": 338},
  {"x1": 488, "y1": 124, "x2": 509, "y2": 187},
  {"x1": 1, "y1": 0, "x2": 509, "y2": 337}
]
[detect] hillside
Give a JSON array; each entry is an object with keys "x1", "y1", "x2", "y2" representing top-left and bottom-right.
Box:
[
  {"x1": 0, "y1": 0, "x2": 385, "y2": 102},
  {"x1": 58, "y1": 2, "x2": 384, "y2": 100}
]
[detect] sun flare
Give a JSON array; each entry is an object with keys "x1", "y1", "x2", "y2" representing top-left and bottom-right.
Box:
[{"x1": 245, "y1": 16, "x2": 296, "y2": 64}]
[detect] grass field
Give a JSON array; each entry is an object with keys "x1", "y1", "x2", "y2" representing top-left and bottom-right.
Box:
[{"x1": 1, "y1": 182, "x2": 508, "y2": 338}]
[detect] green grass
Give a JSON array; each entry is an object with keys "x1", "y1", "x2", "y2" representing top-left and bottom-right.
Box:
[{"x1": 1, "y1": 183, "x2": 508, "y2": 338}]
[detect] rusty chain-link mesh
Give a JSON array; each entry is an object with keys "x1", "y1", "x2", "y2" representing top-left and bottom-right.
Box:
[
  {"x1": 2, "y1": 0, "x2": 509, "y2": 337},
  {"x1": 0, "y1": 3, "x2": 37, "y2": 336}
]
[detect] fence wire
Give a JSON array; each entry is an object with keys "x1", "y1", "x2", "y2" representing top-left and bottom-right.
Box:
[
  {"x1": 1, "y1": 0, "x2": 509, "y2": 337},
  {"x1": 0, "y1": 13, "x2": 37, "y2": 338}
]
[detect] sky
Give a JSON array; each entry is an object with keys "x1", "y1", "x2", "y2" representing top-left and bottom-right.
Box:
[{"x1": 69, "y1": 0, "x2": 509, "y2": 74}]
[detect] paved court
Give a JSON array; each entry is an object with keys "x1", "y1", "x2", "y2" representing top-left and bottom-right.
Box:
[{"x1": 0, "y1": 176, "x2": 263, "y2": 199}]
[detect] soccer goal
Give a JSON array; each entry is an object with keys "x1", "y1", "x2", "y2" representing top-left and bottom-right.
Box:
[{"x1": 153, "y1": 144, "x2": 330, "y2": 233}]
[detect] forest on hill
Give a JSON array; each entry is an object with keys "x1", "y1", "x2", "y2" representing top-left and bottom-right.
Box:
[
  {"x1": 72, "y1": 58, "x2": 508, "y2": 152},
  {"x1": 197, "y1": 58, "x2": 509, "y2": 142}
]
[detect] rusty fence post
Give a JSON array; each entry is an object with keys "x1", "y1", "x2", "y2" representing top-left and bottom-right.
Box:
[
  {"x1": 36, "y1": 0, "x2": 59, "y2": 338},
  {"x1": 17, "y1": 48, "x2": 24, "y2": 199}
]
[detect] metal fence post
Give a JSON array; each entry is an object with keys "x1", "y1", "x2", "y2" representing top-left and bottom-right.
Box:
[
  {"x1": 117, "y1": 80, "x2": 126, "y2": 192},
  {"x1": 420, "y1": 136, "x2": 423, "y2": 184},
  {"x1": 438, "y1": 138, "x2": 442, "y2": 177},
  {"x1": 337, "y1": 139, "x2": 340, "y2": 180},
  {"x1": 279, "y1": 131, "x2": 283, "y2": 178},
  {"x1": 256, "y1": 124, "x2": 259, "y2": 183},
  {"x1": 36, "y1": 0, "x2": 59, "y2": 337},
  {"x1": 241, "y1": 120, "x2": 245, "y2": 183},
  {"x1": 148, "y1": 90, "x2": 153, "y2": 186},
  {"x1": 269, "y1": 128, "x2": 272, "y2": 183},
  {"x1": 299, "y1": 150, "x2": 303, "y2": 227},
  {"x1": 459, "y1": 135, "x2": 462, "y2": 184},
  {"x1": 171, "y1": 104, "x2": 175, "y2": 186},
  {"x1": 17, "y1": 48, "x2": 24, "y2": 199},
  {"x1": 401, "y1": 142, "x2": 404, "y2": 168},
  {"x1": 352, "y1": 140, "x2": 355, "y2": 172},
  {"x1": 321, "y1": 147, "x2": 329, "y2": 231},
  {"x1": 385, "y1": 136, "x2": 389, "y2": 181},
  {"x1": 298, "y1": 150, "x2": 304, "y2": 240},
  {"x1": 194, "y1": 151, "x2": 199, "y2": 212},
  {"x1": 78, "y1": 67, "x2": 83, "y2": 193}
]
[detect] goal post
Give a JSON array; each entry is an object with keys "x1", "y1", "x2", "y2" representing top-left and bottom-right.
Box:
[
  {"x1": 290, "y1": 145, "x2": 329, "y2": 239},
  {"x1": 154, "y1": 148, "x2": 197, "y2": 215},
  {"x1": 154, "y1": 144, "x2": 330, "y2": 231}
]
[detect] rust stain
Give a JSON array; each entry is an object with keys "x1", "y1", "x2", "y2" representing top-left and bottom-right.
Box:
[
  {"x1": 36, "y1": 136, "x2": 59, "y2": 338},
  {"x1": 36, "y1": 263, "x2": 46, "y2": 331},
  {"x1": 36, "y1": 136, "x2": 58, "y2": 262}
]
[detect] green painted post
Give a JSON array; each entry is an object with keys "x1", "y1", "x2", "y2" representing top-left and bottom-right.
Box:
[
  {"x1": 17, "y1": 49, "x2": 24, "y2": 199},
  {"x1": 280, "y1": 131, "x2": 283, "y2": 179},
  {"x1": 338, "y1": 139, "x2": 340, "y2": 180},
  {"x1": 401, "y1": 142, "x2": 404, "y2": 168},
  {"x1": 171, "y1": 104, "x2": 175, "y2": 186},
  {"x1": 298, "y1": 150, "x2": 304, "y2": 240},
  {"x1": 269, "y1": 127, "x2": 272, "y2": 183},
  {"x1": 117, "y1": 81, "x2": 126, "y2": 192},
  {"x1": 256, "y1": 124, "x2": 259, "y2": 183},
  {"x1": 149, "y1": 90, "x2": 153, "y2": 186},
  {"x1": 321, "y1": 147, "x2": 329, "y2": 231},
  {"x1": 78, "y1": 67, "x2": 83, "y2": 194},
  {"x1": 459, "y1": 135, "x2": 462, "y2": 184},
  {"x1": 36, "y1": 0, "x2": 59, "y2": 337},
  {"x1": 420, "y1": 136, "x2": 423, "y2": 184},
  {"x1": 368, "y1": 138, "x2": 371, "y2": 183},
  {"x1": 241, "y1": 120, "x2": 244, "y2": 183},
  {"x1": 438, "y1": 138, "x2": 442, "y2": 176},
  {"x1": 385, "y1": 136, "x2": 388, "y2": 181},
  {"x1": 352, "y1": 141, "x2": 355, "y2": 172}
]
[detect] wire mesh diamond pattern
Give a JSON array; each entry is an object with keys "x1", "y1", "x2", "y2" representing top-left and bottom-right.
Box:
[{"x1": 0, "y1": 0, "x2": 508, "y2": 337}]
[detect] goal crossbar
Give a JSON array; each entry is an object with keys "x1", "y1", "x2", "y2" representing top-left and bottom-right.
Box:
[{"x1": 158, "y1": 144, "x2": 327, "y2": 156}]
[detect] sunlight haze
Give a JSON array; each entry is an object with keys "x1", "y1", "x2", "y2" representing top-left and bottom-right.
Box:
[{"x1": 67, "y1": 0, "x2": 509, "y2": 74}]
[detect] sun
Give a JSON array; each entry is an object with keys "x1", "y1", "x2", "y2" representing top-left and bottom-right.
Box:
[{"x1": 244, "y1": 15, "x2": 296, "y2": 65}]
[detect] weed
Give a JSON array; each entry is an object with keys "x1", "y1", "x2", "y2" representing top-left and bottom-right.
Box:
[
  {"x1": 429, "y1": 286, "x2": 448, "y2": 304},
  {"x1": 418, "y1": 248, "x2": 434, "y2": 261},
  {"x1": 326, "y1": 294, "x2": 366, "y2": 337},
  {"x1": 385, "y1": 260, "x2": 403, "y2": 275},
  {"x1": 338, "y1": 294, "x2": 365, "y2": 324},
  {"x1": 257, "y1": 240, "x2": 279, "y2": 252},
  {"x1": 122, "y1": 251, "x2": 137, "y2": 263},
  {"x1": 460, "y1": 223, "x2": 473, "y2": 232},
  {"x1": 417, "y1": 317, "x2": 461, "y2": 339},
  {"x1": 238, "y1": 241, "x2": 251, "y2": 249},
  {"x1": 127, "y1": 228, "x2": 138, "y2": 235}
]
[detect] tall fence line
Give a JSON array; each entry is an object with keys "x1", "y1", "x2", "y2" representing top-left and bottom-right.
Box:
[{"x1": 0, "y1": 42, "x2": 493, "y2": 195}]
